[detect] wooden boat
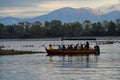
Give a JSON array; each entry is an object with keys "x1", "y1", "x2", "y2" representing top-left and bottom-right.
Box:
[
  {"x1": 46, "y1": 48, "x2": 100, "y2": 56},
  {"x1": 45, "y1": 37, "x2": 100, "y2": 56}
]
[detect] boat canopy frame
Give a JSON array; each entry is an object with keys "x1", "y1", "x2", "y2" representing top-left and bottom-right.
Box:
[{"x1": 61, "y1": 37, "x2": 96, "y2": 41}]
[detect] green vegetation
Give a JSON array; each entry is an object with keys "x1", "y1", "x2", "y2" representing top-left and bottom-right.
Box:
[
  {"x1": 0, "y1": 49, "x2": 45, "y2": 55},
  {"x1": 0, "y1": 19, "x2": 120, "y2": 39}
]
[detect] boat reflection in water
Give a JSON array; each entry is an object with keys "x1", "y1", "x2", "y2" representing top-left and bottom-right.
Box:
[{"x1": 47, "y1": 55, "x2": 98, "y2": 68}]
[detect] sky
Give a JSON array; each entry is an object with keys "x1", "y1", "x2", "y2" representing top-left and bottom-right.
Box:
[{"x1": 0, "y1": 0, "x2": 120, "y2": 18}]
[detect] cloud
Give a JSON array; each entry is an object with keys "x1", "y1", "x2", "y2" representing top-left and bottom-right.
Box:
[
  {"x1": 0, "y1": 0, "x2": 49, "y2": 17},
  {"x1": 95, "y1": 0, "x2": 120, "y2": 13},
  {"x1": 0, "y1": 0, "x2": 120, "y2": 18},
  {"x1": 108, "y1": 3, "x2": 120, "y2": 10},
  {"x1": 0, "y1": 0, "x2": 43, "y2": 9}
]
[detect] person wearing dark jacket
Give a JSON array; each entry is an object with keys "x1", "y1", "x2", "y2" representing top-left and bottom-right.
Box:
[{"x1": 85, "y1": 42, "x2": 89, "y2": 49}]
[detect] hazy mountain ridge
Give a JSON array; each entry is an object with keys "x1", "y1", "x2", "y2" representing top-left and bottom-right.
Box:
[{"x1": 0, "y1": 7, "x2": 120, "y2": 25}]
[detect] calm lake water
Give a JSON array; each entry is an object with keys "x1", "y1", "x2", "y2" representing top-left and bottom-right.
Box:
[{"x1": 0, "y1": 38, "x2": 120, "y2": 80}]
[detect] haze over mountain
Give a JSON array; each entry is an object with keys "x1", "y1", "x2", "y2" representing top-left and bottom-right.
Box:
[{"x1": 0, "y1": 7, "x2": 120, "y2": 25}]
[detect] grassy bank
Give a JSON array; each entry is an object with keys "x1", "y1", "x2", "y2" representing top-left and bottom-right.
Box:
[{"x1": 0, "y1": 49, "x2": 45, "y2": 55}]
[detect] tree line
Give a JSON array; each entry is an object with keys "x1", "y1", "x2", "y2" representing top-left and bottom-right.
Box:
[{"x1": 0, "y1": 19, "x2": 120, "y2": 39}]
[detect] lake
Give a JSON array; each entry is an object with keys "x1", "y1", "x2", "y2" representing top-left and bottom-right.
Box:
[{"x1": 0, "y1": 38, "x2": 120, "y2": 80}]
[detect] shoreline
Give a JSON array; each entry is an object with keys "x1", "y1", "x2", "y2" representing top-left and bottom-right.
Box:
[
  {"x1": 0, "y1": 36, "x2": 120, "y2": 41},
  {"x1": 0, "y1": 49, "x2": 46, "y2": 55}
]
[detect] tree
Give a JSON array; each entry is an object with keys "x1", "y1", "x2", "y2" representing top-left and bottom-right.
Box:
[
  {"x1": 70, "y1": 22, "x2": 83, "y2": 36},
  {"x1": 83, "y1": 20, "x2": 91, "y2": 35},
  {"x1": 15, "y1": 22, "x2": 24, "y2": 38},
  {"x1": 62, "y1": 23, "x2": 71, "y2": 36},
  {"x1": 0, "y1": 23, "x2": 4, "y2": 38},
  {"x1": 107, "y1": 21, "x2": 116, "y2": 35},
  {"x1": 29, "y1": 21, "x2": 43, "y2": 38},
  {"x1": 90, "y1": 22, "x2": 105, "y2": 36},
  {"x1": 116, "y1": 18, "x2": 120, "y2": 35},
  {"x1": 33, "y1": 21, "x2": 42, "y2": 27},
  {"x1": 49, "y1": 20, "x2": 62, "y2": 37},
  {"x1": 44, "y1": 21, "x2": 51, "y2": 27},
  {"x1": 23, "y1": 22, "x2": 31, "y2": 38},
  {"x1": 102, "y1": 20, "x2": 109, "y2": 32}
]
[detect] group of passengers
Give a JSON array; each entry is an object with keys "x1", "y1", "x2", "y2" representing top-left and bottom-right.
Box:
[{"x1": 49, "y1": 42, "x2": 89, "y2": 50}]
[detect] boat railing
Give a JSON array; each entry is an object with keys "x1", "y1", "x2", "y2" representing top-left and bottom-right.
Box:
[{"x1": 61, "y1": 37, "x2": 96, "y2": 41}]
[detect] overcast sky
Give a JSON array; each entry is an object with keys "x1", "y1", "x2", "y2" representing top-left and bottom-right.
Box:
[{"x1": 0, "y1": 0, "x2": 120, "y2": 18}]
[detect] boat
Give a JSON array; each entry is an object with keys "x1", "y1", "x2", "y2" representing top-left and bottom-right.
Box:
[{"x1": 45, "y1": 37, "x2": 100, "y2": 56}]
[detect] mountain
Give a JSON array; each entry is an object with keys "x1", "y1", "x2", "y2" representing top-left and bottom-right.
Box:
[
  {"x1": 32, "y1": 7, "x2": 101, "y2": 22},
  {"x1": 99, "y1": 11, "x2": 120, "y2": 21},
  {"x1": 0, "y1": 7, "x2": 120, "y2": 25},
  {"x1": 0, "y1": 17, "x2": 21, "y2": 25}
]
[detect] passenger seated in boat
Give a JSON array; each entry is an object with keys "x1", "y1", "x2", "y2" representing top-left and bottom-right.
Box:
[
  {"x1": 80, "y1": 44, "x2": 84, "y2": 49},
  {"x1": 58, "y1": 45, "x2": 62, "y2": 50},
  {"x1": 69, "y1": 45, "x2": 74, "y2": 50},
  {"x1": 62, "y1": 45, "x2": 66, "y2": 50},
  {"x1": 67, "y1": 45, "x2": 70, "y2": 50},
  {"x1": 49, "y1": 44, "x2": 53, "y2": 50},
  {"x1": 74, "y1": 44, "x2": 79, "y2": 50}
]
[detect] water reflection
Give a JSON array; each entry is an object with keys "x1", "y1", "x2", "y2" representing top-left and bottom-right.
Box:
[
  {"x1": 47, "y1": 55, "x2": 98, "y2": 68},
  {"x1": 1, "y1": 40, "x2": 120, "y2": 80}
]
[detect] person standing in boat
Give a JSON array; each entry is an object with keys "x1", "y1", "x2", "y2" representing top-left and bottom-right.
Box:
[
  {"x1": 49, "y1": 44, "x2": 53, "y2": 50},
  {"x1": 85, "y1": 42, "x2": 89, "y2": 49}
]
